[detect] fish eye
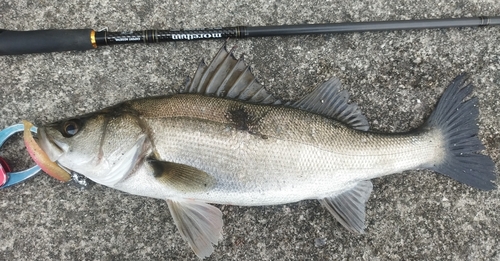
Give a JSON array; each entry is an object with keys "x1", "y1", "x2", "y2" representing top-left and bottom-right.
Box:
[{"x1": 61, "y1": 120, "x2": 80, "y2": 137}]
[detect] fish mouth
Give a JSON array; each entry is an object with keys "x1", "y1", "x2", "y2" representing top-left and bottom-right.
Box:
[
  {"x1": 22, "y1": 121, "x2": 72, "y2": 182},
  {"x1": 36, "y1": 127, "x2": 68, "y2": 162}
]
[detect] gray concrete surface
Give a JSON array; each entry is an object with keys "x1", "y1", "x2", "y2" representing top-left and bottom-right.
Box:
[{"x1": 1, "y1": 0, "x2": 499, "y2": 260}]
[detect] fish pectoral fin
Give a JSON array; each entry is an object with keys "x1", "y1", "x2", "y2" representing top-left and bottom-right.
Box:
[
  {"x1": 291, "y1": 77, "x2": 369, "y2": 131},
  {"x1": 167, "y1": 199, "x2": 223, "y2": 259},
  {"x1": 149, "y1": 160, "x2": 215, "y2": 192},
  {"x1": 319, "y1": 180, "x2": 373, "y2": 234}
]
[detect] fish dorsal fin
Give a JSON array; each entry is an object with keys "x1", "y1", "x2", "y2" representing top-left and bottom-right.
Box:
[
  {"x1": 149, "y1": 159, "x2": 215, "y2": 192},
  {"x1": 291, "y1": 78, "x2": 369, "y2": 131},
  {"x1": 167, "y1": 199, "x2": 223, "y2": 259},
  {"x1": 182, "y1": 45, "x2": 279, "y2": 104},
  {"x1": 319, "y1": 180, "x2": 373, "y2": 234}
]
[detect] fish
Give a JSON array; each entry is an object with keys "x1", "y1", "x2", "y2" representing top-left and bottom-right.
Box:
[{"x1": 28, "y1": 45, "x2": 496, "y2": 259}]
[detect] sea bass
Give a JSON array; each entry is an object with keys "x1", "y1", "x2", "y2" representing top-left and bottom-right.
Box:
[{"x1": 31, "y1": 46, "x2": 496, "y2": 258}]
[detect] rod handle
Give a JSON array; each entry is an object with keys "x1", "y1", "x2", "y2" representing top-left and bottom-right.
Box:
[{"x1": 0, "y1": 29, "x2": 96, "y2": 55}]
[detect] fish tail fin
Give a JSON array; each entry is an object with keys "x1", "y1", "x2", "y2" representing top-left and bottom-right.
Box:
[{"x1": 424, "y1": 73, "x2": 496, "y2": 190}]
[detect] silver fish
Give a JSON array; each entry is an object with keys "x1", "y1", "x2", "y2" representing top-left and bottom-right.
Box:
[{"x1": 35, "y1": 46, "x2": 496, "y2": 258}]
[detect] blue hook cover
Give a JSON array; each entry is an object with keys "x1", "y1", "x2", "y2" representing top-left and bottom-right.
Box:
[{"x1": 0, "y1": 124, "x2": 41, "y2": 189}]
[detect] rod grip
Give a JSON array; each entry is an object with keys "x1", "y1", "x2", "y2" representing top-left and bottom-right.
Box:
[{"x1": 0, "y1": 29, "x2": 96, "y2": 55}]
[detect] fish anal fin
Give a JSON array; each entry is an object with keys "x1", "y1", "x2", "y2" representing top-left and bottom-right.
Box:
[
  {"x1": 291, "y1": 78, "x2": 369, "y2": 131},
  {"x1": 182, "y1": 44, "x2": 280, "y2": 105},
  {"x1": 319, "y1": 180, "x2": 373, "y2": 234},
  {"x1": 149, "y1": 160, "x2": 215, "y2": 192},
  {"x1": 167, "y1": 199, "x2": 223, "y2": 259}
]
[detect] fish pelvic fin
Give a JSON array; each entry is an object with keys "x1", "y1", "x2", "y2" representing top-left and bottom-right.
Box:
[
  {"x1": 425, "y1": 74, "x2": 496, "y2": 190},
  {"x1": 167, "y1": 199, "x2": 223, "y2": 259},
  {"x1": 319, "y1": 180, "x2": 373, "y2": 234}
]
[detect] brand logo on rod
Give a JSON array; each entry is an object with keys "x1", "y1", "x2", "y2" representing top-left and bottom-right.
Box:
[{"x1": 171, "y1": 33, "x2": 222, "y2": 40}]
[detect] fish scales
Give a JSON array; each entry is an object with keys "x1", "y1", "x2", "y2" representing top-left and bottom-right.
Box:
[{"x1": 116, "y1": 94, "x2": 444, "y2": 205}]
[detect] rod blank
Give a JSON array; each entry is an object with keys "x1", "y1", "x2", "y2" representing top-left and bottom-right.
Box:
[
  {"x1": 1, "y1": 16, "x2": 499, "y2": 55},
  {"x1": 244, "y1": 17, "x2": 500, "y2": 37}
]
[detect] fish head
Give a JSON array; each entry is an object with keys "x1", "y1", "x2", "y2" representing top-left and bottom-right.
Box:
[{"x1": 37, "y1": 109, "x2": 149, "y2": 186}]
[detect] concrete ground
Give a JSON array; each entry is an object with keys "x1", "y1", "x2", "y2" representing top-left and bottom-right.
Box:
[{"x1": 1, "y1": 0, "x2": 499, "y2": 260}]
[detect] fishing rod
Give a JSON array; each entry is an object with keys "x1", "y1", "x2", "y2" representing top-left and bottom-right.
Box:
[{"x1": 1, "y1": 16, "x2": 499, "y2": 55}]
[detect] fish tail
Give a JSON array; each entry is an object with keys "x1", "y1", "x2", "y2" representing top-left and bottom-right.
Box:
[{"x1": 424, "y1": 74, "x2": 496, "y2": 190}]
